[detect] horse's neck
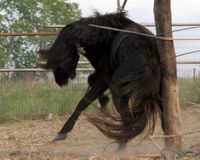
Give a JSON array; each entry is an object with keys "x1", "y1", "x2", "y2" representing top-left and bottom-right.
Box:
[
  {"x1": 84, "y1": 46, "x2": 111, "y2": 71},
  {"x1": 84, "y1": 50, "x2": 98, "y2": 69},
  {"x1": 77, "y1": 14, "x2": 134, "y2": 71}
]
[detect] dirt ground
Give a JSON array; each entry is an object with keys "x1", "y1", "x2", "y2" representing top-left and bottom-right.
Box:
[{"x1": 0, "y1": 106, "x2": 200, "y2": 160}]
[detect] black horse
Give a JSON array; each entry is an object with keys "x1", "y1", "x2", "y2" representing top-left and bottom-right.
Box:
[{"x1": 38, "y1": 12, "x2": 162, "y2": 150}]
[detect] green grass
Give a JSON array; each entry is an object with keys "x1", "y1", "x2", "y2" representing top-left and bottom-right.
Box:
[
  {"x1": 0, "y1": 78, "x2": 200, "y2": 123},
  {"x1": 178, "y1": 79, "x2": 200, "y2": 107},
  {"x1": 0, "y1": 80, "x2": 87, "y2": 123}
]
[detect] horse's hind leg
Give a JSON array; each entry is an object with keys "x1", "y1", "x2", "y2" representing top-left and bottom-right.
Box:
[{"x1": 53, "y1": 78, "x2": 108, "y2": 141}]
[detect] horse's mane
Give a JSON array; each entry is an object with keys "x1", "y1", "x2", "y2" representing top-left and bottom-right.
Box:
[{"x1": 59, "y1": 12, "x2": 134, "y2": 47}]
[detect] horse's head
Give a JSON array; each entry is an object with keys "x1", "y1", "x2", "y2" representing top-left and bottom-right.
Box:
[
  {"x1": 37, "y1": 12, "x2": 131, "y2": 86},
  {"x1": 37, "y1": 33, "x2": 79, "y2": 86}
]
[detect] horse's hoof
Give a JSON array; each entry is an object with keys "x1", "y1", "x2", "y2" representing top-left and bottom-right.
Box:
[{"x1": 53, "y1": 133, "x2": 67, "y2": 141}]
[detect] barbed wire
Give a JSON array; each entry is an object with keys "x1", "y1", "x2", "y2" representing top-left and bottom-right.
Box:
[
  {"x1": 150, "y1": 130, "x2": 200, "y2": 160},
  {"x1": 161, "y1": 148, "x2": 200, "y2": 160}
]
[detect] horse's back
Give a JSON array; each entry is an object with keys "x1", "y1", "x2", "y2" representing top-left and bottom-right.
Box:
[{"x1": 111, "y1": 23, "x2": 160, "y2": 72}]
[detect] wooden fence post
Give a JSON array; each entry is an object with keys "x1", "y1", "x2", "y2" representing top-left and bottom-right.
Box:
[
  {"x1": 153, "y1": 0, "x2": 182, "y2": 158},
  {"x1": 117, "y1": 0, "x2": 121, "y2": 12}
]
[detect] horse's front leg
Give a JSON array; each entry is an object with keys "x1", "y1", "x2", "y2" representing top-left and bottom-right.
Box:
[
  {"x1": 53, "y1": 79, "x2": 108, "y2": 141},
  {"x1": 87, "y1": 73, "x2": 109, "y2": 112},
  {"x1": 98, "y1": 94, "x2": 109, "y2": 112}
]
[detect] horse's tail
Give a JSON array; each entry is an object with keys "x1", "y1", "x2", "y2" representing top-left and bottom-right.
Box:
[{"x1": 88, "y1": 61, "x2": 162, "y2": 144}]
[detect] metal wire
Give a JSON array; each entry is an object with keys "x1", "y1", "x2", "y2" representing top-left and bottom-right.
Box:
[
  {"x1": 89, "y1": 24, "x2": 200, "y2": 40},
  {"x1": 157, "y1": 26, "x2": 200, "y2": 36},
  {"x1": 160, "y1": 50, "x2": 200, "y2": 62},
  {"x1": 161, "y1": 148, "x2": 200, "y2": 160}
]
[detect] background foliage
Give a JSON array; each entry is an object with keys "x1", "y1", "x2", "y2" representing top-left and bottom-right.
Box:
[{"x1": 0, "y1": 0, "x2": 81, "y2": 68}]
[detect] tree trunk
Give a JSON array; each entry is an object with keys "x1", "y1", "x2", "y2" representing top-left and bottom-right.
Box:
[{"x1": 153, "y1": 0, "x2": 182, "y2": 158}]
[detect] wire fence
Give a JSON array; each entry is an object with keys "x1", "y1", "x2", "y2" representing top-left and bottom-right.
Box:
[
  {"x1": 0, "y1": 69, "x2": 199, "y2": 123},
  {"x1": 146, "y1": 24, "x2": 200, "y2": 78},
  {"x1": 0, "y1": 23, "x2": 200, "y2": 123},
  {"x1": 0, "y1": 70, "x2": 92, "y2": 123}
]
